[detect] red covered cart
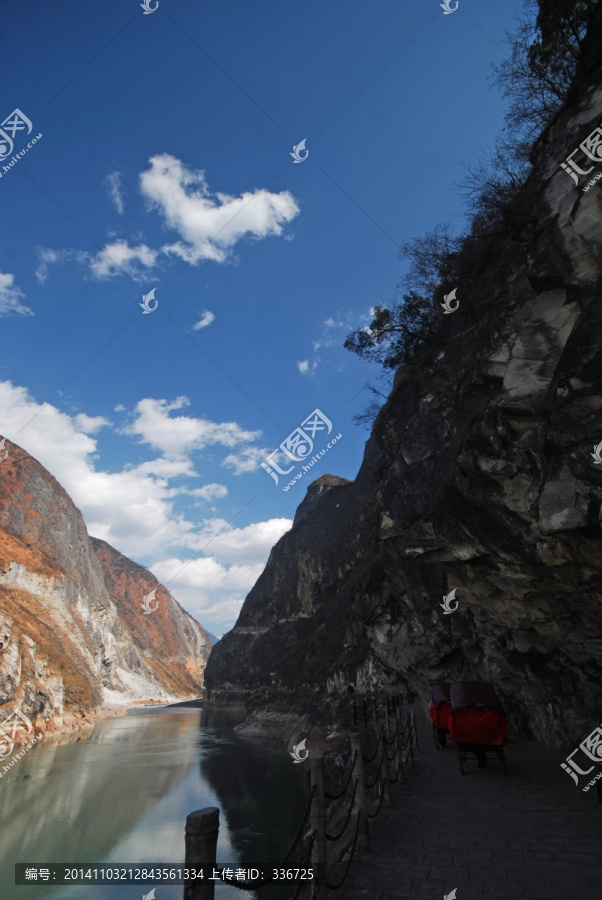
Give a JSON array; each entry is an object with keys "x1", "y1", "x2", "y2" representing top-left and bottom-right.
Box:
[
  {"x1": 429, "y1": 683, "x2": 452, "y2": 750},
  {"x1": 449, "y1": 681, "x2": 508, "y2": 774}
]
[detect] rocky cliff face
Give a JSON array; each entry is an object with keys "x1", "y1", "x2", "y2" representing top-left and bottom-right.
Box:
[
  {"x1": 0, "y1": 441, "x2": 212, "y2": 741},
  {"x1": 205, "y1": 11, "x2": 602, "y2": 750}
]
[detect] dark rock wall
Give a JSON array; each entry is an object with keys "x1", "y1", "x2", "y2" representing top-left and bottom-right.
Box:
[{"x1": 205, "y1": 10, "x2": 602, "y2": 749}]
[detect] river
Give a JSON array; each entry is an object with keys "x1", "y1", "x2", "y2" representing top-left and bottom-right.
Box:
[{"x1": 0, "y1": 706, "x2": 310, "y2": 900}]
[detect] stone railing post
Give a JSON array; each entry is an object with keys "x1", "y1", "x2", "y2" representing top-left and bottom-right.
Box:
[
  {"x1": 350, "y1": 732, "x2": 370, "y2": 851},
  {"x1": 412, "y1": 708, "x2": 419, "y2": 754},
  {"x1": 392, "y1": 714, "x2": 405, "y2": 784},
  {"x1": 376, "y1": 724, "x2": 392, "y2": 806},
  {"x1": 184, "y1": 807, "x2": 219, "y2": 900}
]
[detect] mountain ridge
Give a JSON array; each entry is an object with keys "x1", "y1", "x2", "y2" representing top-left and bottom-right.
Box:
[{"x1": 0, "y1": 439, "x2": 212, "y2": 742}]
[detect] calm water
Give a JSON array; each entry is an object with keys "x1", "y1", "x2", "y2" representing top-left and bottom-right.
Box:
[{"x1": 0, "y1": 706, "x2": 309, "y2": 900}]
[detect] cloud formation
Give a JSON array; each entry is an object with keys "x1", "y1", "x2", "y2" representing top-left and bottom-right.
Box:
[
  {"x1": 104, "y1": 171, "x2": 124, "y2": 214},
  {"x1": 150, "y1": 515, "x2": 291, "y2": 629},
  {"x1": 298, "y1": 313, "x2": 354, "y2": 375},
  {"x1": 88, "y1": 240, "x2": 158, "y2": 280},
  {"x1": 35, "y1": 241, "x2": 158, "y2": 283},
  {"x1": 0, "y1": 381, "x2": 291, "y2": 631},
  {"x1": 36, "y1": 155, "x2": 299, "y2": 283},
  {"x1": 192, "y1": 309, "x2": 215, "y2": 330},
  {"x1": 0, "y1": 272, "x2": 33, "y2": 317},
  {"x1": 140, "y1": 153, "x2": 299, "y2": 264},
  {"x1": 124, "y1": 396, "x2": 261, "y2": 457}
]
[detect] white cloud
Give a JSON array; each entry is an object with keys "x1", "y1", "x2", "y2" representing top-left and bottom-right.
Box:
[
  {"x1": 0, "y1": 272, "x2": 33, "y2": 317},
  {"x1": 36, "y1": 155, "x2": 298, "y2": 287},
  {"x1": 299, "y1": 312, "x2": 356, "y2": 374},
  {"x1": 150, "y1": 516, "x2": 292, "y2": 630},
  {"x1": 190, "y1": 483, "x2": 228, "y2": 501},
  {"x1": 36, "y1": 241, "x2": 158, "y2": 282},
  {"x1": 140, "y1": 153, "x2": 299, "y2": 264},
  {"x1": 88, "y1": 240, "x2": 158, "y2": 280},
  {"x1": 297, "y1": 359, "x2": 318, "y2": 376},
  {"x1": 74, "y1": 413, "x2": 111, "y2": 434},
  {"x1": 222, "y1": 445, "x2": 272, "y2": 475},
  {"x1": 192, "y1": 309, "x2": 215, "y2": 330},
  {"x1": 135, "y1": 456, "x2": 197, "y2": 479},
  {"x1": 192, "y1": 518, "x2": 291, "y2": 565},
  {"x1": 104, "y1": 171, "x2": 124, "y2": 214},
  {"x1": 36, "y1": 249, "x2": 66, "y2": 283},
  {"x1": 124, "y1": 396, "x2": 261, "y2": 457}
]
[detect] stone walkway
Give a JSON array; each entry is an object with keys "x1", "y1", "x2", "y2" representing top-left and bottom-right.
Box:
[{"x1": 338, "y1": 703, "x2": 602, "y2": 900}]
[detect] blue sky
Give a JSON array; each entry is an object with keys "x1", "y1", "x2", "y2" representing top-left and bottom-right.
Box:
[{"x1": 1, "y1": 0, "x2": 525, "y2": 635}]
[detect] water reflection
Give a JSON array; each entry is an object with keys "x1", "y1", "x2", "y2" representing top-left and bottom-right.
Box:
[
  {"x1": 0, "y1": 707, "x2": 308, "y2": 900},
  {"x1": 198, "y1": 709, "x2": 310, "y2": 900}
]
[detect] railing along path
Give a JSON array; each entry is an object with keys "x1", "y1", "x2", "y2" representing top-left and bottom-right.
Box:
[{"x1": 183, "y1": 691, "x2": 419, "y2": 900}]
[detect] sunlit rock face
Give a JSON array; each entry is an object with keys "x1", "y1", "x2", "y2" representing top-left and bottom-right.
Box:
[
  {"x1": 206, "y1": 11, "x2": 602, "y2": 749},
  {"x1": 0, "y1": 442, "x2": 212, "y2": 741}
]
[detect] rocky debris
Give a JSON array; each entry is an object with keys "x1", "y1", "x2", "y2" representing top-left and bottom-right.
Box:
[
  {"x1": 0, "y1": 441, "x2": 212, "y2": 743},
  {"x1": 206, "y1": 12, "x2": 602, "y2": 750}
]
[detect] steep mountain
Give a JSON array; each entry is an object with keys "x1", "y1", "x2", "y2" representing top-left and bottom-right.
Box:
[
  {"x1": 0, "y1": 440, "x2": 211, "y2": 741},
  {"x1": 205, "y1": 9, "x2": 602, "y2": 749}
]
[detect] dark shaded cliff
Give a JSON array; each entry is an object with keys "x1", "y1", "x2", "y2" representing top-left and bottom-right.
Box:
[
  {"x1": 0, "y1": 440, "x2": 211, "y2": 740},
  {"x1": 205, "y1": 8, "x2": 602, "y2": 749}
]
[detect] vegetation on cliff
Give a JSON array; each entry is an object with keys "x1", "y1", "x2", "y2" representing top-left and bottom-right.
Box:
[{"x1": 345, "y1": 0, "x2": 599, "y2": 425}]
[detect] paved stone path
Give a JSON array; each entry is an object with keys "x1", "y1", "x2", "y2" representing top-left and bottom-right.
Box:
[{"x1": 339, "y1": 702, "x2": 602, "y2": 900}]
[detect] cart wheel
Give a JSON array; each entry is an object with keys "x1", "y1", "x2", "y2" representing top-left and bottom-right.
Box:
[
  {"x1": 440, "y1": 731, "x2": 447, "y2": 748},
  {"x1": 433, "y1": 726, "x2": 441, "y2": 750}
]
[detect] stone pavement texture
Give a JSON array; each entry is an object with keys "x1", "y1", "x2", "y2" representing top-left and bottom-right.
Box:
[{"x1": 338, "y1": 703, "x2": 602, "y2": 900}]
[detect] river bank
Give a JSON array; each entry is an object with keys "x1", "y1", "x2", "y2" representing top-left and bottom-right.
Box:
[{"x1": 4, "y1": 695, "x2": 205, "y2": 751}]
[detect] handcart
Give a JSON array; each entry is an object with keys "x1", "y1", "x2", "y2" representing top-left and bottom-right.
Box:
[{"x1": 449, "y1": 681, "x2": 508, "y2": 775}]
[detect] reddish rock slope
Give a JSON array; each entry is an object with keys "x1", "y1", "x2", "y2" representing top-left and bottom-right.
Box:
[{"x1": 0, "y1": 439, "x2": 211, "y2": 742}]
